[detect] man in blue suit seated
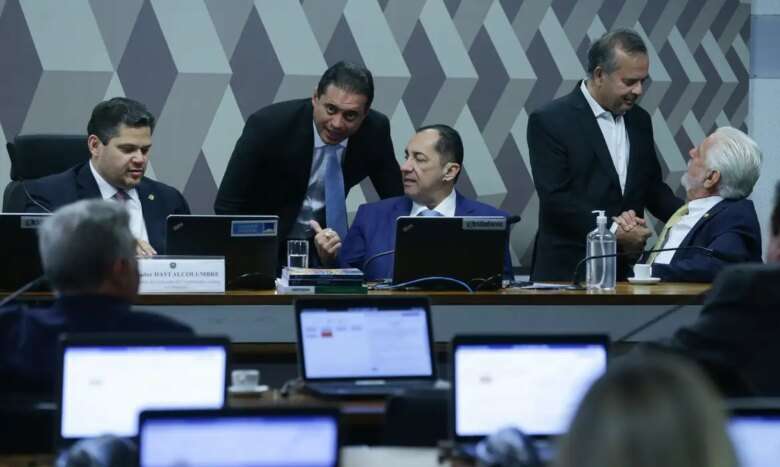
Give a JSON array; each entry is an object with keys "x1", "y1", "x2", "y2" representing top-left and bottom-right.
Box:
[
  {"x1": 614, "y1": 126, "x2": 762, "y2": 282},
  {"x1": 0, "y1": 200, "x2": 191, "y2": 394},
  {"x1": 23, "y1": 97, "x2": 190, "y2": 255},
  {"x1": 311, "y1": 124, "x2": 513, "y2": 279}
]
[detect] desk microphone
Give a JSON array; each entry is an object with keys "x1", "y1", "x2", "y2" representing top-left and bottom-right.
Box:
[
  {"x1": 615, "y1": 289, "x2": 710, "y2": 342},
  {"x1": 0, "y1": 275, "x2": 47, "y2": 308},
  {"x1": 21, "y1": 180, "x2": 52, "y2": 213},
  {"x1": 571, "y1": 245, "x2": 745, "y2": 287}
]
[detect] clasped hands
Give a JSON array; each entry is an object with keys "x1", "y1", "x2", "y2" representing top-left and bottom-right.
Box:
[
  {"x1": 612, "y1": 209, "x2": 651, "y2": 255},
  {"x1": 309, "y1": 220, "x2": 342, "y2": 265}
]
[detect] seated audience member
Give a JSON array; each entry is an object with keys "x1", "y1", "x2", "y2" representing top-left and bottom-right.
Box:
[
  {"x1": 615, "y1": 126, "x2": 762, "y2": 282},
  {"x1": 24, "y1": 97, "x2": 190, "y2": 255},
  {"x1": 647, "y1": 181, "x2": 780, "y2": 396},
  {"x1": 555, "y1": 353, "x2": 737, "y2": 467},
  {"x1": 315, "y1": 124, "x2": 512, "y2": 279},
  {"x1": 0, "y1": 200, "x2": 192, "y2": 394},
  {"x1": 56, "y1": 435, "x2": 137, "y2": 467}
]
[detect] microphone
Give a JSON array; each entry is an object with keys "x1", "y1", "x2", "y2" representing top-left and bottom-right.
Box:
[
  {"x1": 571, "y1": 245, "x2": 743, "y2": 287},
  {"x1": 616, "y1": 288, "x2": 710, "y2": 342},
  {"x1": 21, "y1": 181, "x2": 52, "y2": 213},
  {"x1": 0, "y1": 276, "x2": 47, "y2": 308}
]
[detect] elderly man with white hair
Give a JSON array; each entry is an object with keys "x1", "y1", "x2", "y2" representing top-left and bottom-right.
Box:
[{"x1": 615, "y1": 126, "x2": 763, "y2": 282}]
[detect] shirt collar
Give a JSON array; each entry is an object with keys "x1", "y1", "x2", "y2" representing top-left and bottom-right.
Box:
[
  {"x1": 687, "y1": 195, "x2": 724, "y2": 215},
  {"x1": 89, "y1": 160, "x2": 140, "y2": 203},
  {"x1": 580, "y1": 80, "x2": 615, "y2": 119},
  {"x1": 312, "y1": 121, "x2": 348, "y2": 150},
  {"x1": 410, "y1": 188, "x2": 457, "y2": 217}
]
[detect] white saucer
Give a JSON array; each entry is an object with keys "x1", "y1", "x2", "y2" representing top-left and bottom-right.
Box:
[
  {"x1": 628, "y1": 277, "x2": 661, "y2": 285},
  {"x1": 228, "y1": 384, "x2": 269, "y2": 394}
]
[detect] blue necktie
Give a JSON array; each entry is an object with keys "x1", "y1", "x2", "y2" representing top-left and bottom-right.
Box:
[
  {"x1": 323, "y1": 144, "x2": 347, "y2": 239},
  {"x1": 418, "y1": 209, "x2": 443, "y2": 217}
]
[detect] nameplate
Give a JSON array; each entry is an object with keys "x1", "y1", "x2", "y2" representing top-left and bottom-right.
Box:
[{"x1": 138, "y1": 256, "x2": 225, "y2": 294}]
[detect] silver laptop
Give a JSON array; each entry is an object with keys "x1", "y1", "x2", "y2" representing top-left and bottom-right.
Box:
[
  {"x1": 729, "y1": 408, "x2": 780, "y2": 467},
  {"x1": 295, "y1": 297, "x2": 438, "y2": 397}
]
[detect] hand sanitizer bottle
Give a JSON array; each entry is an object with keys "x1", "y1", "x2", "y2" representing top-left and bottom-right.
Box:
[{"x1": 586, "y1": 210, "x2": 616, "y2": 290}]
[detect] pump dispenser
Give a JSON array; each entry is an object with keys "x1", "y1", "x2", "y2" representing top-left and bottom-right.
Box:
[{"x1": 586, "y1": 210, "x2": 616, "y2": 290}]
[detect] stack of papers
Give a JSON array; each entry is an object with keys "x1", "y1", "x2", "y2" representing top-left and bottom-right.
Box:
[{"x1": 276, "y1": 267, "x2": 367, "y2": 294}]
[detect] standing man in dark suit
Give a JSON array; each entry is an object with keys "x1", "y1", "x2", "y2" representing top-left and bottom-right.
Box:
[
  {"x1": 23, "y1": 97, "x2": 190, "y2": 255},
  {"x1": 214, "y1": 61, "x2": 403, "y2": 264},
  {"x1": 527, "y1": 29, "x2": 682, "y2": 281}
]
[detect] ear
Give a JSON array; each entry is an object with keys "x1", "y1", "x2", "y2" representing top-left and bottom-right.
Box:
[
  {"x1": 704, "y1": 170, "x2": 721, "y2": 189},
  {"x1": 87, "y1": 134, "x2": 101, "y2": 158},
  {"x1": 442, "y1": 162, "x2": 461, "y2": 182},
  {"x1": 592, "y1": 66, "x2": 606, "y2": 85},
  {"x1": 311, "y1": 87, "x2": 319, "y2": 106}
]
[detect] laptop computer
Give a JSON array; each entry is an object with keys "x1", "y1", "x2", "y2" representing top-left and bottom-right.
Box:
[
  {"x1": 393, "y1": 216, "x2": 508, "y2": 290},
  {"x1": 451, "y1": 334, "x2": 609, "y2": 459},
  {"x1": 138, "y1": 408, "x2": 340, "y2": 467},
  {"x1": 0, "y1": 213, "x2": 49, "y2": 291},
  {"x1": 57, "y1": 334, "x2": 229, "y2": 447},
  {"x1": 729, "y1": 408, "x2": 780, "y2": 467},
  {"x1": 295, "y1": 297, "x2": 439, "y2": 397},
  {"x1": 165, "y1": 215, "x2": 279, "y2": 289}
]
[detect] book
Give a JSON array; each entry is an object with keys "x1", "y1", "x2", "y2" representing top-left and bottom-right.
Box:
[
  {"x1": 275, "y1": 278, "x2": 367, "y2": 295},
  {"x1": 282, "y1": 267, "x2": 364, "y2": 286}
]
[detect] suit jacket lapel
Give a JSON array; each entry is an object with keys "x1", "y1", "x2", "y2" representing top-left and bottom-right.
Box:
[
  {"x1": 454, "y1": 191, "x2": 476, "y2": 215},
  {"x1": 678, "y1": 199, "x2": 730, "y2": 248},
  {"x1": 569, "y1": 85, "x2": 622, "y2": 194},
  {"x1": 75, "y1": 162, "x2": 102, "y2": 199},
  {"x1": 623, "y1": 110, "x2": 643, "y2": 196},
  {"x1": 291, "y1": 100, "x2": 316, "y2": 198}
]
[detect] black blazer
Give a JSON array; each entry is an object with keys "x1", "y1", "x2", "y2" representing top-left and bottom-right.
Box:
[
  {"x1": 527, "y1": 83, "x2": 683, "y2": 281},
  {"x1": 23, "y1": 162, "x2": 190, "y2": 253},
  {"x1": 214, "y1": 98, "x2": 403, "y2": 241}
]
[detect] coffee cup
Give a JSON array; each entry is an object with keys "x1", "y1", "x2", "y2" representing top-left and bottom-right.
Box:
[
  {"x1": 633, "y1": 264, "x2": 652, "y2": 280},
  {"x1": 231, "y1": 369, "x2": 260, "y2": 389}
]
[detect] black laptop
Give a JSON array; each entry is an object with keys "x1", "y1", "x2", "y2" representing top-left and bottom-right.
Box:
[
  {"x1": 138, "y1": 408, "x2": 340, "y2": 467},
  {"x1": 393, "y1": 216, "x2": 507, "y2": 290},
  {"x1": 451, "y1": 334, "x2": 609, "y2": 460},
  {"x1": 0, "y1": 213, "x2": 48, "y2": 290},
  {"x1": 729, "y1": 407, "x2": 780, "y2": 467},
  {"x1": 57, "y1": 334, "x2": 229, "y2": 447},
  {"x1": 166, "y1": 215, "x2": 279, "y2": 289},
  {"x1": 295, "y1": 297, "x2": 439, "y2": 397}
]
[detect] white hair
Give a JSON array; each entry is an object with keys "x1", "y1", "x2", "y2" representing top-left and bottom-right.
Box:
[{"x1": 705, "y1": 126, "x2": 762, "y2": 199}]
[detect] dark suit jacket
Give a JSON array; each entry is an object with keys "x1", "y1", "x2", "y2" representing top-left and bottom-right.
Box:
[
  {"x1": 528, "y1": 83, "x2": 683, "y2": 281},
  {"x1": 339, "y1": 192, "x2": 513, "y2": 280},
  {"x1": 23, "y1": 162, "x2": 190, "y2": 253},
  {"x1": 214, "y1": 98, "x2": 403, "y2": 243},
  {"x1": 0, "y1": 294, "x2": 192, "y2": 394},
  {"x1": 652, "y1": 198, "x2": 762, "y2": 282},
  {"x1": 652, "y1": 264, "x2": 780, "y2": 396}
]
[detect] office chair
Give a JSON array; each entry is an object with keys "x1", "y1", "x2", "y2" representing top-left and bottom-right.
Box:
[{"x1": 3, "y1": 134, "x2": 90, "y2": 212}]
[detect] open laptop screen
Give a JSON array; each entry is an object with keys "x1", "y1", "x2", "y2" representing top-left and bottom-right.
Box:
[
  {"x1": 296, "y1": 298, "x2": 434, "y2": 381},
  {"x1": 59, "y1": 336, "x2": 228, "y2": 442},
  {"x1": 729, "y1": 410, "x2": 780, "y2": 467},
  {"x1": 453, "y1": 336, "x2": 608, "y2": 439},
  {"x1": 139, "y1": 409, "x2": 339, "y2": 467}
]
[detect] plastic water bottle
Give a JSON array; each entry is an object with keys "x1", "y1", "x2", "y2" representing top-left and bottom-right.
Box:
[{"x1": 586, "y1": 210, "x2": 616, "y2": 290}]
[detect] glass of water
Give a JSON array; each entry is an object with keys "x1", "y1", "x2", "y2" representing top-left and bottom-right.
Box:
[{"x1": 287, "y1": 240, "x2": 309, "y2": 268}]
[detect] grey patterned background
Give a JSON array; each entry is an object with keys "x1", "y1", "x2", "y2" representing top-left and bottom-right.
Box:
[{"x1": 0, "y1": 0, "x2": 751, "y2": 270}]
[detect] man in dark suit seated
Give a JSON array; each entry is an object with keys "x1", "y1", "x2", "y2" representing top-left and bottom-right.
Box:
[
  {"x1": 214, "y1": 61, "x2": 403, "y2": 265},
  {"x1": 23, "y1": 97, "x2": 190, "y2": 255},
  {"x1": 527, "y1": 28, "x2": 682, "y2": 281},
  {"x1": 314, "y1": 124, "x2": 512, "y2": 280},
  {"x1": 0, "y1": 200, "x2": 192, "y2": 394},
  {"x1": 615, "y1": 127, "x2": 762, "y2": 282}
]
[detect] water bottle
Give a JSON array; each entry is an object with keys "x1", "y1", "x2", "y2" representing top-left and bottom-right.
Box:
[{"x1": 586, "y1": 210, "x2": 616, "y2": 290}]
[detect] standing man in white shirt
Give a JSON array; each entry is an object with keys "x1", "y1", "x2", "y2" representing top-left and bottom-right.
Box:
[
  {"x1": 23, "y1": 97, "x2": 190, "y2": 255},
  {"x1": 616, "y1": 127, "x2": 763, "y2": 282},
  {"x1": 527, "y1": 28, "x2": 682, "y2": 281}
]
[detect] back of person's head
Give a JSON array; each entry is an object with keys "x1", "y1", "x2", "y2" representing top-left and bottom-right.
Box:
[
  {"x1": 317, "y1": 61, "x2": 374, "y2": 109},
  {"x1": 56, "y1": 435, "x2": 137, "y2": 467},
  {"x1": 38, "y1": 199, "x2": 137, "y2": 296},
  {"x1": 554, "y1": 352, "x2": 737, "y2": 467},
  {"x1": 587, "y1": 28, "x2": 647, "y2": 77},
  {"x1": 416, "y1": 124, "x2": 464, "y2": 182},
  {"x1": 706, "y1": 126, "x2": 762, "y2": 199},
  {"x1": 87, "y1": 97, "x2": 155, "y2": 145}
]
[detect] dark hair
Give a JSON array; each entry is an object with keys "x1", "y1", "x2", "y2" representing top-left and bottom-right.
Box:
[
  {"x1": 87, "y1": 97, "x2": 155, "y2": 144},
  {"x1": 416, "y1": 124, "x2": 464, "y2": 182},
  {"x1": 316, "y1": 61, "x2": 374, "y2": 109},
  {"x1": 773, "y1": 181, "x2": 780, "y2": 236},
  {"x1": 587, "y1": 28, "x2": 647, "y2": 77}
]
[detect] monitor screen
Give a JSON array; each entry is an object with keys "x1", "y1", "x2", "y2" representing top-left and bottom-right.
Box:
[
  {"x1": 454, "y1": 343, "x2": 606, "y2": 436},
  {"x1": 299, "y1": 307, "x2": 433, "y2": 379},
  {"x1": 140, "y1": 414, "x2": 338, "y2": 467},
  {"x1": 60, "y1": 345, "x2": 226, "y2": 439},
  {"x1": 729, "y1": 414, "x2": 780, "y2": 467}
]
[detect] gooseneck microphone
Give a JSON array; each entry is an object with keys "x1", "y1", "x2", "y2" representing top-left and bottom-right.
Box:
[
  {"x1": 0, "y1": 276, "x2": 47, "y2": 308},
  {"x1": 21, "y1": 180, "x2": 52, "y2": 213},
  {"x1": 615, "y1": 288, "x2": 710, "y2": 342},
  {"x1": 571, "y1": 245, "x2": 745, "y2": 287}
]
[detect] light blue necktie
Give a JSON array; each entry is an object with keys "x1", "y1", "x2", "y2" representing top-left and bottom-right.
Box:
[
  {"x1": 418, "y1": 209, "x2": 443, "y2": 217},
  {"x1": 323, "y1": 144, "x2": 347, "y2": 239}
]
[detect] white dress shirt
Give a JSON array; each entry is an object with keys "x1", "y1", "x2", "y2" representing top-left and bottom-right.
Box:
[
  {"x1": 653, "y1": 195, "x2": 723, "y2": 264},
  {"x1": 89, "y1": 161, "x2": 149, "y2": 243},
  {"x1": 410, "y1": 189, "x2": 457, "y2": 217},
  {"x1": 289, "y1": 122, "x2": 347, "y2": 238},
  {"x1": 580, "y1": 81, "x2": 629, "y2": 193}
]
